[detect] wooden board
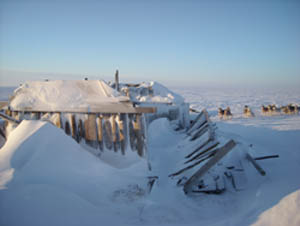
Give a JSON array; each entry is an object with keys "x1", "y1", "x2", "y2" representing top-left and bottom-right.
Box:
[
  {"x1": 96, "y1": 116, "x2": 103, "y2": 151},
  {"x1": 84, "y1": 114, "x2": 98, "y2": 148},
  {"x1": 0, "y1": 112, "x2": 21, "y2": 124},
  {"x1": 183, "y1": 140, "x2": 236, "y2": 194},
  {"x1": 10, "y1": 103, "x2": 156, "y2": 114},
  {"x1": 103, "y1": 115, "x2": 113, "y2": 150}
]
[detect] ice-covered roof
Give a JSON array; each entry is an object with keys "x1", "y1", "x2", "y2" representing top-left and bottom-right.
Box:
[
  {"x1": 122, "y1": 81, "x2": 185, "y2": 105},
  {"x1": 9, "y1": 80, "x2": 130, "y2": 111}
]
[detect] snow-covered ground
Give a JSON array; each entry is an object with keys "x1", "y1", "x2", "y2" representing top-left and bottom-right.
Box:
[{"x1": 1, "y1": 85, "x2": 300, "y2": 226}]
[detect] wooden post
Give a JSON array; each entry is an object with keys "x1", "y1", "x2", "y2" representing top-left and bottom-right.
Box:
[
  {"x1": 134, "y1": 114, "x2": 144, "y2": 157},
  {"x1": 129, "y1": 114, "x2": 136, "y2": 151},
  {"x1": 70, "y1": 114, "x2": 77, "y2": 141},
  {"x1": 103, "y1": 115, "x2": 113, "y2": 150},
  {"x1": 54, "y1": 113, "x2": 62, "y2": 128},
  {"x1": 115, "y1": 70, "x2": 119, "y2": 91},
  {"x1": 96, "y1": 115, "x2": 103, "y2": 151},
  {"x1": 246, "y1": 153, "x2": 266, "y2": 176},
  {"x1": 117, "y1": 114, "x2": 125, "y2": 155},
  {"x1": 111, "y1": 114, "x2": 118, "y2": 152},
  {"x1": 65, "y1": 121, "x2": 71, "y2": 135},
  {"x1": 78, "y1": 119, "x2": 84, "y2": 142},
  {"x1": 84, "y1": 114, "x2": 98, "y2": 148}
]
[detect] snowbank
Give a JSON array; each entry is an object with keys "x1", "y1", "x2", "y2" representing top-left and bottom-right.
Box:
[
  {"x1": 252, "y1": 189, "x2": 300, "y2": 226},
  {"x1": 0, "y1": 120, "x2": 148, "y2": 226},
  {"x1": 10, "y1": 80, "x2": 129, "y2": 111}
]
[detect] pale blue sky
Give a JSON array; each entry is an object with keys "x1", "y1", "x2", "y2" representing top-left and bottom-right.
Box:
[{"x1": 1, "y1": 0, "x2": 300, "y2": 87}]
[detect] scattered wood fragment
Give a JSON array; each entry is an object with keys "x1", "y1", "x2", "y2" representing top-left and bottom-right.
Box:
[
  {"x1": 254, "y1": 155, "x2": 279, "y2": 160},
  {"x1": 246, "y1": 153, "x2": 266, "y2": 176},
  {"x1": 147, "y1": 176, "x2": 158, "y2": 193}
]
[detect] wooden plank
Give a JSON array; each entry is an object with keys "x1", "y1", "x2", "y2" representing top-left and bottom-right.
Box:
[
  {"x1": 254, "y1": 155, "x2": 279, "y2": 160},
  {"x1": 96, "y1": 115, "x2": 103, "y2": 151},
  {"x1": 0, "y1": 112, "x2": 21, "y2": 124},
  {"x1": 134, "y1": 114, "x2": 144, "y2": 157},
  {"x1": 183, "y1": 140, "x2": 236, "y2": 194},
  {"x1": 65, "y1": 121, "x2": 71, "y2": 135},
  {"x1": 128, "y1": 114, "x2": 136, "y2": 151},
  {"x1": 70, "y1": 114, "x2": 77, "y2": 141},
  {"x1": 169, "y1": 153, "x2": 215, "y2": 178},
  {"x1": 84, "y1": 114, "x2": 98, "y2": 148},
  {"x1": 118, "y1": 114, "x2": 126, "y2": 155},
  {"x1": 185, "y1": 138, "x2": 212, "y2": 159},
  {"x1": 53, "y1": 113, "x2": 62, "y2": 128},
  {"x1": 103, "y1": 115, "x2": 113, "y2": 150},
  {"x1": 78, "y1": 119, "x2": 84, "y2": 143},
  {"x1": 190, "y1": 125, "x2": 209, "y2": 141},
  {"x1": 189, "y1": 121, "x2": 208, "y2": 138},
  {"x1": 187, "y1": 118, "x2": 207, "y2": 136},
  {"x1": 188, "y1": 110, "x2": 204, "y2": 132},
  {"x1": 10, "y1": 104, "x2": 157, "y2": 114},
  {"x1": 184, "y1": 141, "x2": 219, "y2": 164},
  {"x1": 111, "y1": 114, "x2": 119, "y2": 152},
  {"x1": 246, "y1": 153, "x2": 266, "y2": 176}
]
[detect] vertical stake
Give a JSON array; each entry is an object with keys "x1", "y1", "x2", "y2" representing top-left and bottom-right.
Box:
[{"x1": 115, "y1": 70, "x2": 119, "y2": 91}]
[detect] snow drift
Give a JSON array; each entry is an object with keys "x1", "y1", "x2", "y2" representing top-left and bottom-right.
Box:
[{"x1": 10, "y1": 80, "x2": 130, "y2": 111}]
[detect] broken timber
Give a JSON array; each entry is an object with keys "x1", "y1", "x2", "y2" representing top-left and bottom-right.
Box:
[
  {"x1": 246, "y1": 153, "x2": 266, "y2": 176},
  {"x1": 0, "y1": 112, "x2": 21, "y2": 124},
  {"x1": 184, "y1": 140, "x2": 236, "y2": 194}
]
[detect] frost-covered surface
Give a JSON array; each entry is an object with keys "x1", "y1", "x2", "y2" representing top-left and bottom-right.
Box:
[
  {"x1": 10, "y1": 80, "x2": 129, "y2": 111},
  {"x1": 122, "y1": 81, "x2": 184, "y2": 104},
  {"x1": 1, "y1": 86, "x2": 300, "y2": 226}
]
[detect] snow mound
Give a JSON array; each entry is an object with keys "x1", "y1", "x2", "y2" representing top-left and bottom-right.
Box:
[
  {"x1": 123, "y1": 81, "x2": 184, "y2": 104},
  {"x1": 0, "y1": 120, "x2": 148, "y2": 226},
  {"x1": 253, "y1": 190, "x2": 300, "y2": 226},
  {"x1": 10, "y1": 80, "x2": 129, "y2": 111}
]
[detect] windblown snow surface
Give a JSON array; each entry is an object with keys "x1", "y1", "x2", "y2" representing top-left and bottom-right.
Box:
[{"x1": 1, "y1": 86, "x2": 300, "y2": 226}]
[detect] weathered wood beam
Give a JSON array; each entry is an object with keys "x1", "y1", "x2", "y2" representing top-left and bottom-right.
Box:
[
  {"x1": 188, "y1": 110, "x2": 204, "y2": 132},
  {"x1": 169, "y1": 152, "x2": 215, "y2": 178},
  {"x1": 0, "y1": 112, "x2": 21, "y2": 124},
  {"x1": 254, "y1": 155, "x2": 279, "y2": 160},
  {"x1": 246, "y1": 153, "x2": 266, "y2": 176},
  {"x1": 183, "y1": 140, "x2": 236, "y2": 194},
  {"x1": 184, "y1": 141, "x2": 220, "y2": 164},
  {"x1": 115, "y1": 70, "x2": 119, "y2": 91},
  {"x1": 10, "y1": 104, "x2": 156, "y2": 114}
]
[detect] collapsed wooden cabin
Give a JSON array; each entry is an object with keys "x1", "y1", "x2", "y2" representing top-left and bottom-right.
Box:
[
  {"x1": 0, "y1": 79, "x2": 190, "y2": 161},
  {"x1": 0, "y1": 78, "x2": 276, "y2": 195}
]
